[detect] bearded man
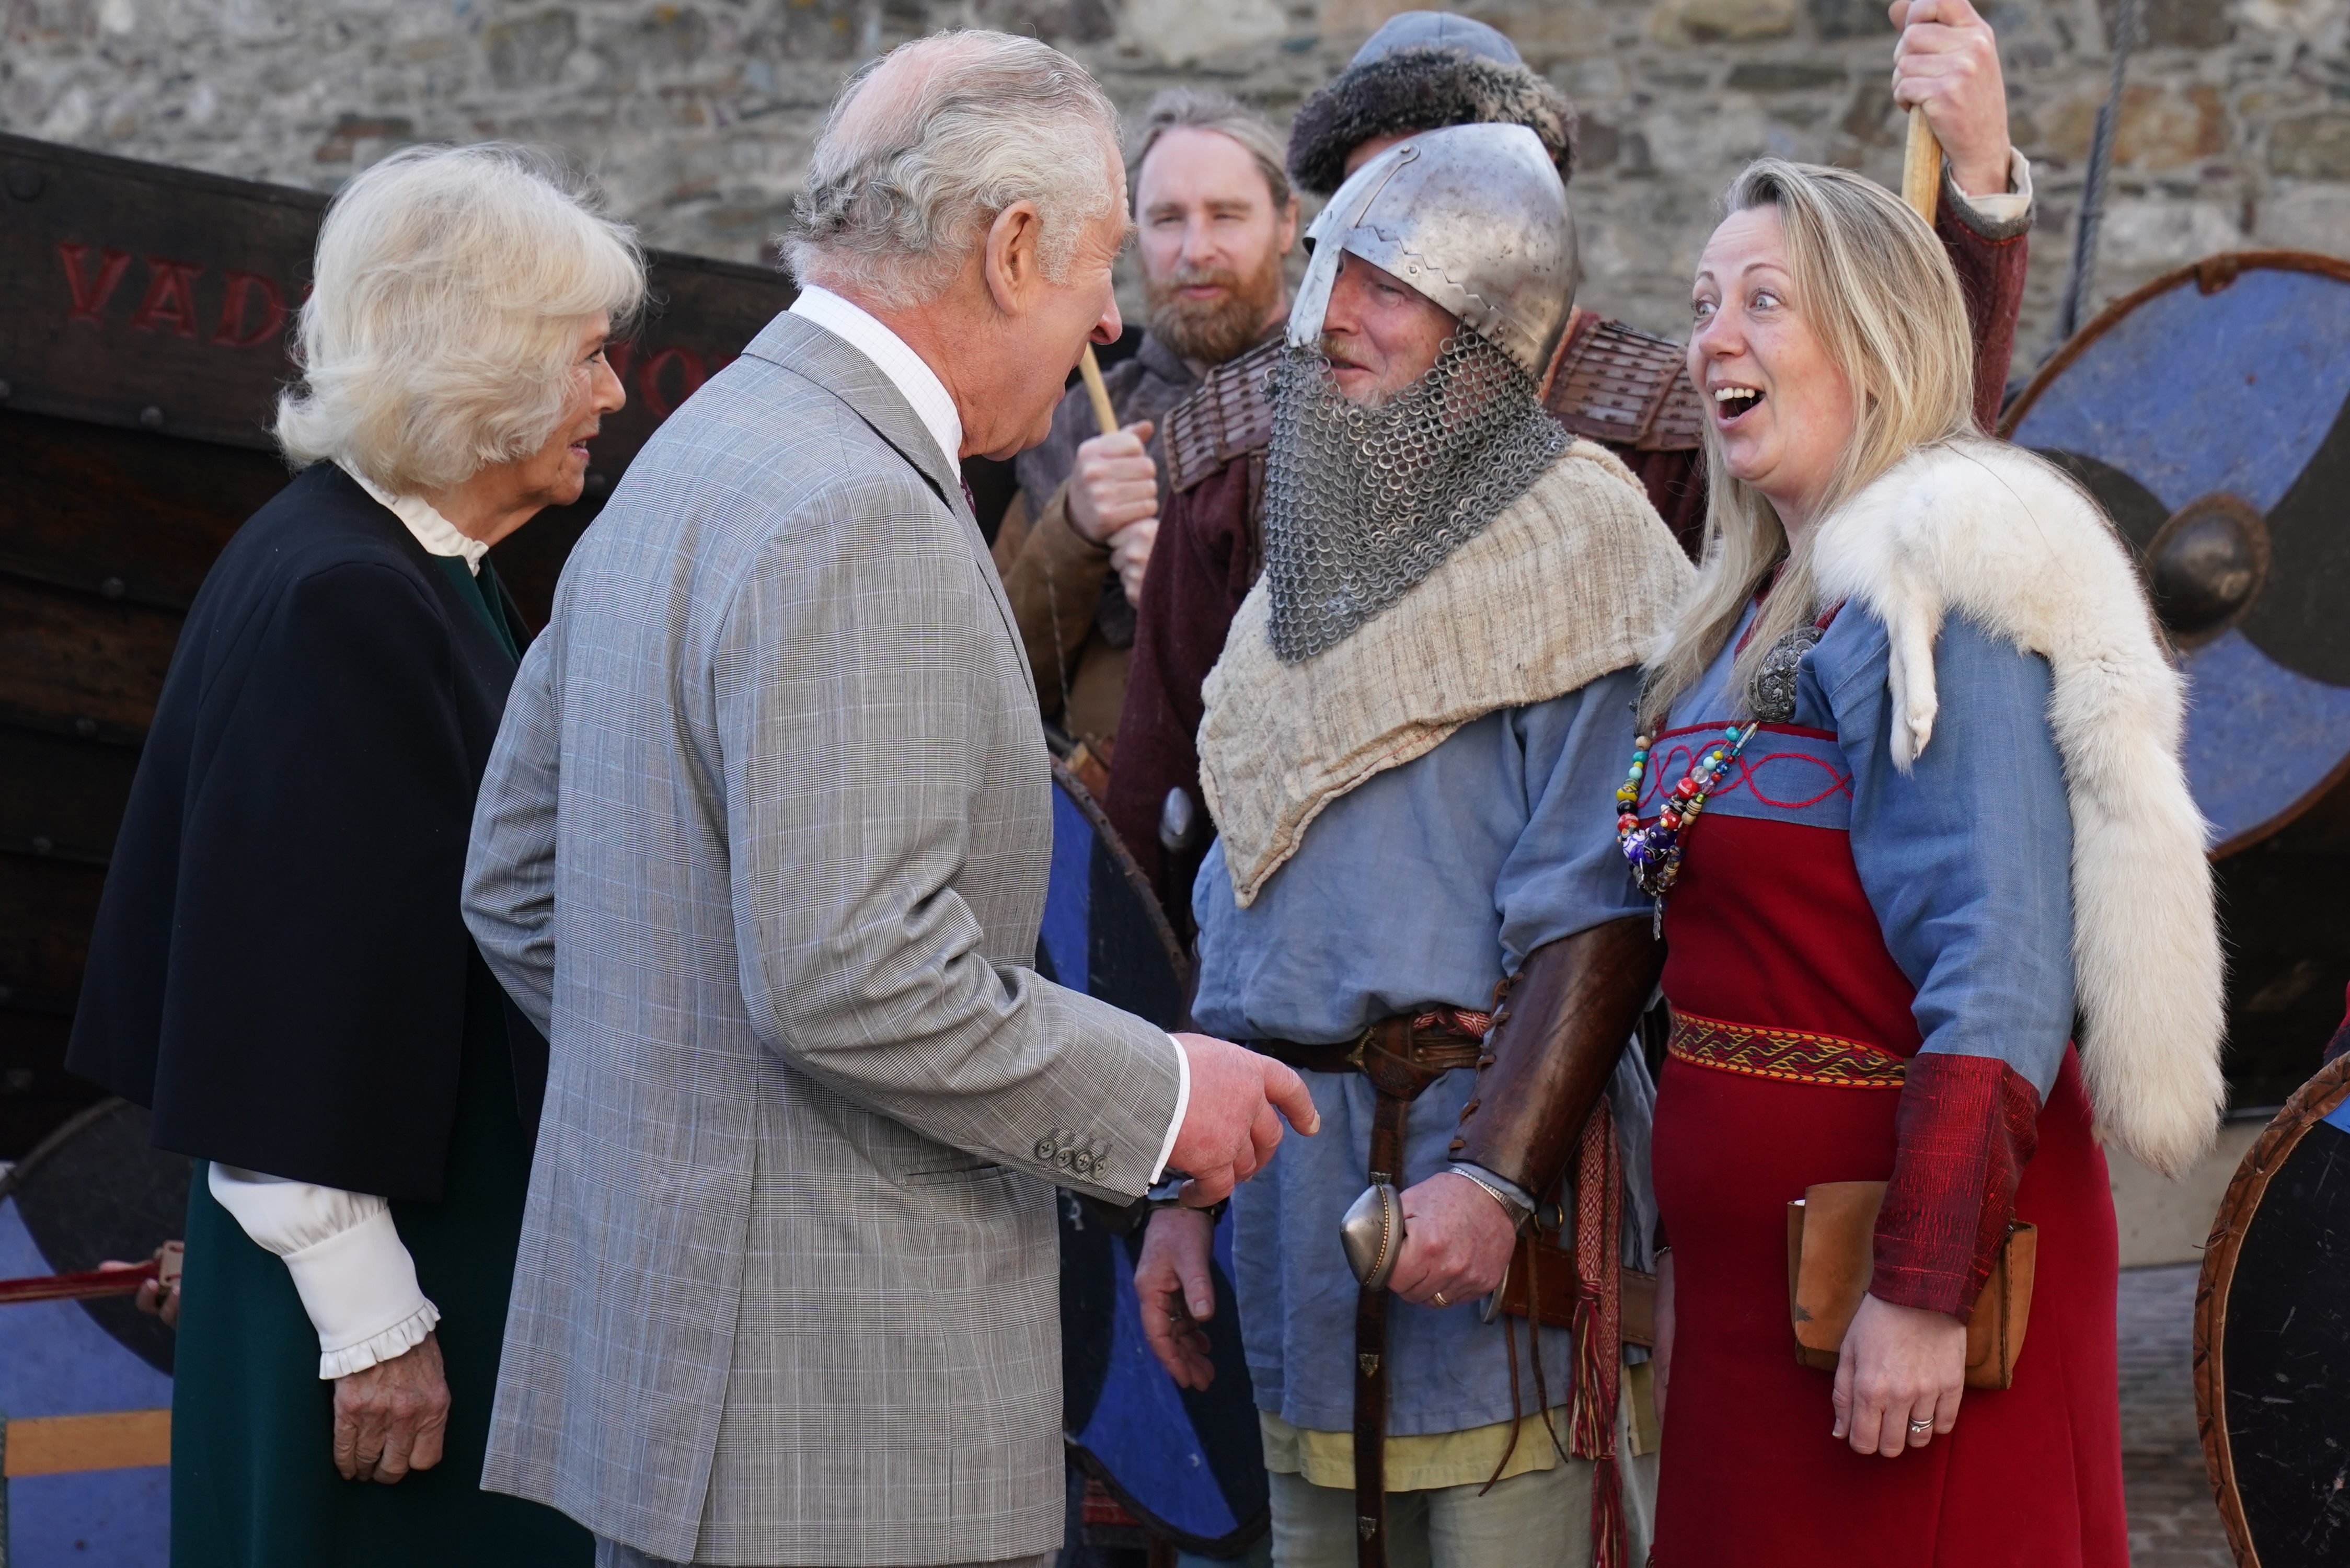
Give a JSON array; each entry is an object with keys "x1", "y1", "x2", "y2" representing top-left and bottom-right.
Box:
[
  {"x1": 989, "y1": 87, "x2": 1298, "y2": 789},
  {"x1": 1103, "y1": 0, "x2": 2032, "y2": 895},
  {"x1": 1134, "y1": 122, "x2": 1692, "y2": 1568}
]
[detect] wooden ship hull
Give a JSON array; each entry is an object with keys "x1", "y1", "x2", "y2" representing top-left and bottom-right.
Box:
[{"x1": 0, "y1": 130, "x2": 797, "y2": 1158}]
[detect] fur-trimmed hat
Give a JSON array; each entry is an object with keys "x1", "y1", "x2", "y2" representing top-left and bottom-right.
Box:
[{"x1": 1287, "y1": 11, "x2": 1577, "y2": 199}]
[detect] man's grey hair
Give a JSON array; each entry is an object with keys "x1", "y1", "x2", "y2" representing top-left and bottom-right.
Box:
[
  {"x1": 1127, "y1": 87, "x2": 1293, "y2": 213},
  {"x1": 787, "y1": 30, "x2": 1124, "y2": 309}
]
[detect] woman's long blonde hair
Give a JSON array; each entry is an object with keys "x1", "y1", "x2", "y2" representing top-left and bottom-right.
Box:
[{"x1": 1637, "y1": 159, "x2": 1977, "y2": 734}]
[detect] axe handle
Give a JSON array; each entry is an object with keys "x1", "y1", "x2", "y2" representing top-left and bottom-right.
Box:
[
  {"x1": 1078, "y1": 345, "x2": 1119, "y2": 437},
  {"x1": 1902, "y1": 106, "x2": 1942, "y2": 225}
]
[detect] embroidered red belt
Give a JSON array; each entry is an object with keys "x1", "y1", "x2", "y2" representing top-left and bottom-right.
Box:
[{"x1": 1667, "y1": 1008, "x2": 1908, "y2": 1090}]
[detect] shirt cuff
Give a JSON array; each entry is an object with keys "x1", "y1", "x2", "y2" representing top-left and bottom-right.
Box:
[
  {"x1": 283, "y1": 1209, "x2": 443, "y2": 1379},
  {"x1": 206, "y1": 1165, "x2": 441, "y2": 1379},
  {"x1": 1149, "y1": 1031, "x2": 1192, "y2": 1183},
  {"x1": 1949, "y1": 148, "x2": 2033, "y2": 229}
]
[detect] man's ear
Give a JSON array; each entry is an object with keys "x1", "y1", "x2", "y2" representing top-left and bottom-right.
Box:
[
  {"x1": 1276, "y1": 194, "x2": 1301, "y2": 256},
  {"x1": 982, "y1": 201, "x2": 1045, "y2": 317}
]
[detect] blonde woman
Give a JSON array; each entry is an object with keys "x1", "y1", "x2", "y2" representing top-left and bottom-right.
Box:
[
  {"x1": 1626, "y1": 160, "x2": 2223, "y2": 1564},
  {"x1": 68, "y1": 144, "x2": 640, "y2": 1568}
]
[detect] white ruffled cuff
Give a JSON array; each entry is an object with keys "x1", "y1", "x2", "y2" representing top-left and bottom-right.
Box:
[{"x1": 278, "y1": 1208, "x2": 442, "y2": 1379}]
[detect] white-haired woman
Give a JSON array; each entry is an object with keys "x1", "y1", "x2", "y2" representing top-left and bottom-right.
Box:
[
  {"x1": 68, "y1": 143, "x2": 641, "y2": 1568},
  {"x1": 1624, "y1": 160, "x2": 2222, "y2": 1564}
]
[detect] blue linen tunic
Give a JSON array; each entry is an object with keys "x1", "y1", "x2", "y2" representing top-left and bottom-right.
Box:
[
  {"x1": 1191, "y1": 666, "x2": 1649, "y2": 1437},
  {"x1": 1668, "y1": 605, "x2": 2077, "y2": 1102}
]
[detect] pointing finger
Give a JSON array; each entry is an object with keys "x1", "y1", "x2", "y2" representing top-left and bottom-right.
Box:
[{"x1": 1261, "y1": 1060, "x2": 1320, "y2": 1136}]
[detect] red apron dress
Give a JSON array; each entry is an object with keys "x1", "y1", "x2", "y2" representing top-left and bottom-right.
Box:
[{"x1": 1645, "y1": 716, "x2": 2126, "y2": 1568}]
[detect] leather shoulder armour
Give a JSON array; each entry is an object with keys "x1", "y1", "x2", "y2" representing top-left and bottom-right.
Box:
[
  {"x1": 1163, "y1": 339, "x2": 1283, "y2": 494},
  {"x1": 1540, "y1": 313, "x2": 1705, "y2": 453}
]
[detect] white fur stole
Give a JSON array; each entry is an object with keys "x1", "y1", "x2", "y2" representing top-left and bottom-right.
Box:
[{"x1": 1810, "y1": 439, "x2": 2226, "y2": 1178}]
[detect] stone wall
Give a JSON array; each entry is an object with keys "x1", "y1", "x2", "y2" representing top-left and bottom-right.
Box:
[{"x1": 6, "y1": 0, "x2": 2347, "y2": 381}]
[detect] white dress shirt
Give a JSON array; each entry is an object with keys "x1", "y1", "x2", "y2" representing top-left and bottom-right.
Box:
[
  {"x1": 204, "y1": 462, "x2": 492, "y2": 1381},
  {"x1": 787, "y1": 285, "x2": 1195, "y2": 1180}
]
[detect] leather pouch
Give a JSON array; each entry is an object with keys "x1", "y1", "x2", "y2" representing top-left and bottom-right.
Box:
[{"x1": 1785, "y1": 1179, "x2": 2036, "y2": 1391}]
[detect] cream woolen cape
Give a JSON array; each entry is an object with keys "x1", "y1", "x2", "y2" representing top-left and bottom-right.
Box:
[
  {"x1": 1198, "y1": 439, "x2": 1694, "y2": 908},
  {"x1": 1809, "y1": 437, "x2": 2226, "y2": 1178}
]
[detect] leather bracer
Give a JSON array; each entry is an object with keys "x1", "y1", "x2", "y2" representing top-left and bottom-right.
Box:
[{"x1": 1447, "y1": 916, "x2": 1665, "y2": 1201}]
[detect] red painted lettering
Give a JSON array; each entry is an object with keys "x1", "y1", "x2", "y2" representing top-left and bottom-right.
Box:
[
  {"x1": 130, "y1": 258, "x2": 204, "y2": 338},
  {"x1": 638, "y1": 346, "x2": 707, "y2": 421},
  {"x1": 212, "y1": 271, "x2": 287, "y2": 349},
  {"x1": 57, "y1": 243, "x2": 133, "y2": 324}
]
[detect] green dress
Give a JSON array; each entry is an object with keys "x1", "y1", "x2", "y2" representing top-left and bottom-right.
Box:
[{"x1": 169, "y1": 560, "x2": 589, "y2": 1567}]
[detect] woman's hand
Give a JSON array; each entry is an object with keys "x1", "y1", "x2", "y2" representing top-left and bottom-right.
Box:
[
  {"x1": 1653, "y1": 1250, "x2": 1675, "y2": 1427},
  {"x1": 1832, "y1": 1293, "x2": 1966, "y2": 1457},
  {"x1": 332, "y1": 1332, "x2": 451, "y2": 1483},
  {"x1": 1135, "y1": 1206, "x2": 1219, "y2": 1390}
]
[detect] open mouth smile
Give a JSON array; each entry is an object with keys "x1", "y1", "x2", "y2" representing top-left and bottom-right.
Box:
[{"x1": 1712, "y1": 384, "x2": 1764, "y2": 424}]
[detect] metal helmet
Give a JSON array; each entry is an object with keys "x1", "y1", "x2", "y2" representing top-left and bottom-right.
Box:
[{"x1": 1287, "y1": 121, "x2": 1577, "y2": 383}]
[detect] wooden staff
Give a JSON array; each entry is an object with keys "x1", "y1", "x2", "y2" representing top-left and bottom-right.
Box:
[
  {"x1": 0, "y1": 1259, "x2": 156, "y2": 1307},
  {"x1": 1078, "y1": 344, "x2": 1119, "y2": 437},
  {"x1": 1901, "y1": 106, "x2": 1941, "y2": 226}
]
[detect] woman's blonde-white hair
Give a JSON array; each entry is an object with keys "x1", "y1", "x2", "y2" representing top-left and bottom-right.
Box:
[
  {"x1": 786, "y1": 30, "x2": 1124, "y2": 309},
  {"x1": 1638, "y1": 158, "x2": 1976, "y2": 733},
  {"x1": 275, "y1": 143, "x2": 646, "y2": 495}
]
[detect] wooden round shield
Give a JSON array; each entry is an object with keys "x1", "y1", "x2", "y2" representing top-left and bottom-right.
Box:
[
  {"x1": 2195, "y1": 1052, "x2": 2350, "y2": 1566},
  {"x1": 2005, "y1": 252, "x2": 2350, "y2": 1104},
  {"x1": 2003, "y1": 252, "x2": 2350, "y2": 857},
  {"x1": 1043, "y1": 760, "x2": 1269, "y2": 1553},
  {"x1": 0, "y1": 1098, "x2": 180, "y2": 1565}
]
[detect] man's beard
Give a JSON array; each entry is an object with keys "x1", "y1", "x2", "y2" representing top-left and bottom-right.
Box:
[
  {"x1": 1146, "y1": 252, "x2": 1284, "y2": 365},
  {"x1": 1258, "y1": 332, "x2": 1566, "y2": 662}
]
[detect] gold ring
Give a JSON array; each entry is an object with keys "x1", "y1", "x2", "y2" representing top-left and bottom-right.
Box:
[{"x1": 1432, "y1": 1292, "x2": 1449, "y2": 1307}]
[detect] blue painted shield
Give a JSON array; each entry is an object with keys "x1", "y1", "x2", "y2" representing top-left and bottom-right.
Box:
[
  {"x1": 1040, "y1": 761, "x2": 1267, "y2": 1555},
  {"x1": 0, "y1": 1100, "x2": 184, "y2": 1565},
  {"x1": 2004, "y1": 253, "x2": 2350, "y2": 855}
]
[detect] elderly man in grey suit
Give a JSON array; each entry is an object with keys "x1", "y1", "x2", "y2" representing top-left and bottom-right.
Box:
[{"x1": 462, "y1": 30, "x2": 1317, "y2": 1568}]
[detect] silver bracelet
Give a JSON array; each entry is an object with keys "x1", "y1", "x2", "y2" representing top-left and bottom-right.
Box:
[{"x1": 1447, "y1": 1165, "x2": 1532, "y2": 1231}]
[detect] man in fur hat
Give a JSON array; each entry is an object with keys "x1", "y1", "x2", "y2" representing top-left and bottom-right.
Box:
[
  {"x1": 1132, "y1": 121, "x2": 1691, "y2": 1568},
  {"x1": 1103, "y1": 0, "x2": 2034, "y2": 899}
]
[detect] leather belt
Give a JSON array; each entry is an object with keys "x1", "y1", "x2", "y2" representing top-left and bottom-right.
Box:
[{"x1": 1253, "y1": 1014, "x2": 1485, "y2": 1567}]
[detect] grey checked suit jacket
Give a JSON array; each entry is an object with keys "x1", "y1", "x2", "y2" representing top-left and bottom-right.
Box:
[{"x1": 463, "y1": 312, "x2": 1182, "y2": 1564}]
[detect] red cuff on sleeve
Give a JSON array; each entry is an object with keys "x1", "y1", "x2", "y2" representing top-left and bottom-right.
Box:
[{"x1": 1871, "y1": 1052, "x2": 2042, "y2": 1318}]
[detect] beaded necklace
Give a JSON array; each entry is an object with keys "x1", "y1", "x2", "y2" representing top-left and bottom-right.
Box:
[{"x1": 1616, "y1": 722, "x2": 1754, "y2": 903}]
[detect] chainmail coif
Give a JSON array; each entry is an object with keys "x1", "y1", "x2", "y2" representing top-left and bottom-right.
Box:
[{"x1": 1261, "y1": 331, "x2": 1566, "y2": 663}]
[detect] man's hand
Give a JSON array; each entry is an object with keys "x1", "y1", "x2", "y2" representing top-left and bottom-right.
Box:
[
  {"x1": 1387, "y1": 1171, "x2": 1516, "y2": 1307},
  {"x1": 331, "y1": 1332, "x2": 451, "y2": 1483},
  {"x1": 1068, "y1": 421, "x2": 1159, "y2": 546},
  {"x1": 1137, "y1": 1206, "x2": 1219, "y2": 1389},
  {"x1": 1108, "y1": 517, "x2": 1157, "y2": 607},
  {"x1": 1831, "y1": 1292, "x2": 1966, "y2": 1457},
  {"x1": 1167, "y1": 1033, "x2": 1320, "y2": 1205},
  {"x1": 1890, "y1": 0, "x2": 2012, "y2": 201}
]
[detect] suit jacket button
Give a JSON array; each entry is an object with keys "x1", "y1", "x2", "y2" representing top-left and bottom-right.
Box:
[
  {"x1": 1034, "y1": 1138, "x2": 1057, "y2": 1161},
  {"x1": 1072, "y1": 1152, "x2": 1096, "y2": 1176},
  {"x1": 1055, "y1": 1149, "x2": 1075, "y2": 1169}
]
